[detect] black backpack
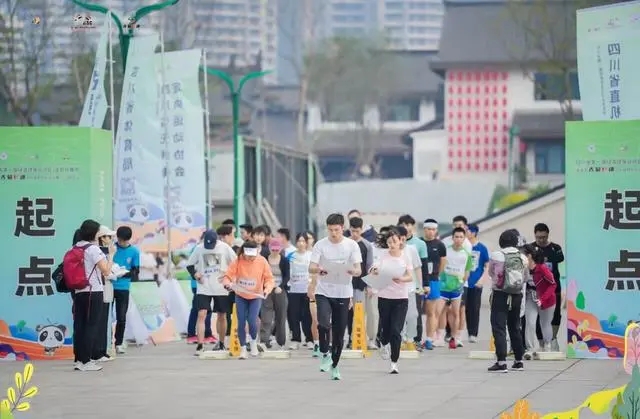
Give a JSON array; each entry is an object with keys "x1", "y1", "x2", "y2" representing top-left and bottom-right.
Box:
[{"x1": 51, "y1": 262, "x2": 71, "y2": 293}]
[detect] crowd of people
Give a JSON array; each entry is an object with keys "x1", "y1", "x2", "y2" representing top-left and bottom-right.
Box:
[{"x1": 64, "y1": 211, "x2": 564, "y2": 378}]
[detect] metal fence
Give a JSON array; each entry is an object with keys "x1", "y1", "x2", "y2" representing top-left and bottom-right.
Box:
[{"x1": 242, "y1": 137, "x2": 318, "y2": 236}]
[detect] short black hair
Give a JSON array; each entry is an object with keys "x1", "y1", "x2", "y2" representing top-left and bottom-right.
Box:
[
  {"x1": 221, "y1": 219, "x2": 235, "y2": 226},
  {"x1": 423, "y1": 218, "x2": 438, "y2": 225},
  {"x1": 498, "y1": 229, "x2": 520, "y2": 248},
  {"x1": 376, "y1": 227, "x2": 401, "y2": 249},
  {"x1": 349, "y1": 217, "x2": 364, "y2": 229},
  {"x1": 348, "y1": 209, "x2": 361, "y2": 216},
  {"x1": 216, "y1": 225, "x2": 234, "y2": 237},
  {"x1": 326, "y1": 213, "x2": 344, "y2": 226},
  {"x1": 276, "y1": 228, "x2": 290, "y2": 241},
  {"x1": 452, "y1": 215, "x2": 468, "y2": 225},
  {"x1": 522, "y1": 244, "x2": 545, "y2": 264},
  {"x1": 534, "y1": 223, "x2": 550, "y2": 234},
  {"x1": 116, "y1": 226, "x2": 133, "y2": 240},
  {"x1": 398, "y1": 214, "x2": 416, "y2": 225},
  {"x1": 257, "y1": 224, "x2": 271, "y2": 236},
  {"x1": 239, "y1": 224, "x2": 253, "y2": 233},
  {"x1": 452, "y1": 227, "x2": 466, "y2": 236},
  {"x1": 252, "y1": 225, "x2": 269, "y2": 236},
  {"x1": 78, "y1": 219, "x2": 100, "y2": 242},
  {"x1": 395, "y1": 225, "x2": 408, "y2": 237}
]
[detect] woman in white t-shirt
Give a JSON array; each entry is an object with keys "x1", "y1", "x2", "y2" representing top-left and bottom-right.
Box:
[
  {"x1": 370, "y1": 228, "x2": 413, "y2": 374},
  {"x1": 72, "y1": 220, "x2": 115, "y2": 372},
  {"x1": 287, "y1": 233, "x2": 314, "y2": 351}
]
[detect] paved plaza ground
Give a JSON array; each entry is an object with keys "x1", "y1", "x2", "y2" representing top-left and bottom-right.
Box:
[{"x1": 0, "y1": 309, "x2": 628, "y2": 419}]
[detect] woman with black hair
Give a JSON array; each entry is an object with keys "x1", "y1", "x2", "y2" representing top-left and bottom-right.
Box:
[
  {"x1": 287, "y1": 233, "x2": 315, "y2": 351},
  {"x1": 72, "y1": 220, "x2": 115, "y2": 372},
  {"x1": 370, "y1": 228, "x2": 413, "y2": 374}
]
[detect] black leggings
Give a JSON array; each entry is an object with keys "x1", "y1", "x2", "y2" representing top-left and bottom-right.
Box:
[
  {"x1": 92, "y1": 302, "x2": 110, "y2": 360},
  {"x1": 73, "y1": 291, "x2": 104, "y2": 364},
  {"x1": 113, "y1": 290, "x2": 129, "y2": 346},
  {"x1": 490, "y1": 291, "x2": 524, "y2": 362},
  {"x1": 316, "y1": 295, "x2": 349, "y2": 368},
  {"x1": 288, "y1": 293, "x2": 313, "y2": 343},
  {"x1": 378, "y1": 297, "x2": 408, "y2": 363},
  {"x1": 226, "y1": 292, "x2": 235, "y2": 336}
]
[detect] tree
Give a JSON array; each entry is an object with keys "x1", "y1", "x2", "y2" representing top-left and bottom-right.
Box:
[
  {"x1": 501, "y1": 0, "x2": 620, "y2": 120},
  {"x1": 305, "y1": 35, "x2": 397, "y2": 178},
  {"x1": 0, "y1": 0, "x2": 68, "y2": 125}
]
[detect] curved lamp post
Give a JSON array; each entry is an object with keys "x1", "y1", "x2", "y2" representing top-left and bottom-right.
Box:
[
  {"x1": 201, "y1": 67, "x2": 271, "y2": 230},
  {"x1": 70, "y1": 0, "x2": 180, "y2": 70}
]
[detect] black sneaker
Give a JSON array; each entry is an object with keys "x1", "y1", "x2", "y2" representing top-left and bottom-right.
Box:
[
  {"x1": 214, "y1": 342, "x2": 226, "y2": 351},
  {"x1": 194, "y1": 343, "x2": 204, "y2": 356},
  {"x1": 511, "y1": 361, "x2": 524, "y2": 371},
  {"x1": 346, "y1": 341, "x2": 352, "y2": 349},
  {"x1": 487, "y1": 362, "x2": 508, "y2": 373}
]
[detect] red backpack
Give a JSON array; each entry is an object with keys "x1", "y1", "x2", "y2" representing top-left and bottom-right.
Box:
[{"x1": 62, "y1": 244, "x2": 95, "y2": 290}]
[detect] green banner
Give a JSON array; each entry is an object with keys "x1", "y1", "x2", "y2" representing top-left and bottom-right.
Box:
[
  {"x1": 565, "y1": 120, "x2": 640, "y2": 359},
  {"x1": 0, "y1": 127, "x2": 112, "y2": 361}
]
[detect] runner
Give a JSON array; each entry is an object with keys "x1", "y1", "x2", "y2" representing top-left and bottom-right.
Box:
[
  {"x1": 216, "y1": 224, "x2": 240, "y2": 348},
  {"x1": 371, "y1": 228, "x2": 413, "y2": 374},
  {"x1": 395, "y1": 226, "x2": 422, "y2": 349},
  {"x1": 287, "y1": 233, "x2": 314, "y2": 350},
  {"x1": 260, "y1": 238, "x2": 289, "y2": 350},
  {"x1": 221, "y1": 241, "x2": 274, "y2": 359},
  {"x1": 186, "y1": 230, "x2": 237, "y2": 355},
  {"x1": 465, "y1": 224, "x2": 490, "y2": 343},
  {"x1": 439, "y1": 227, "x2": 473, "y2": 349},
  {"x1": 251, "y1": 225, "x2": 271, "y2": 258},
  {"x1": 309, "y1": 213, "x2": 362, "y2": 380},
  {"x1": 421, "y1": 219, "x2": 447, "y2": 349},
  {"x1": 112, "y1": 226, "x2": 140, "y2": 355},
  {"x1": 346, "y1": 216, "x2": 374, "y2": 349},
  {"x1": 186, "y1": 232, "x2": 214, "y2": 344},
  {"x1": 276, "y1": 228, "x2": 297, "y2": 259}
]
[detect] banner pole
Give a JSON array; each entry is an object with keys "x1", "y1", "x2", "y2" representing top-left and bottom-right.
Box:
[{"x1": 201, "y1": 49, "x2": 212, "y2": 228}]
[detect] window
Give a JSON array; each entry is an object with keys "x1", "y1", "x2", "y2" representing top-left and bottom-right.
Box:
[
  {"x1": 385, "y1": 1, "x2": 404, "y2": 10},
  {"x1": 333, "y1": 2, "x2": 365, "y2": 11},
  {"x1": 534, "y1": 71, "x2": 580, "y2": 101},
  {"x1": 334, "y1": 14, "x2": 365, "y2": 23},
  {"x1": 409, "y1": 1, "x2": 428, "y2": 10},
  {"x1": 408, "y1": 26, "x2": 427, "y2": 34},
  {"x1": 334, "y1": 27, "x2": 365, "y2": 36},
  {"x1": 383, "y1": 99, "x2": 421, "y2": 122},
  {"x1": 385, "y1": 25, "x2": 403, "y2": 35},
  {"x1": 385, "y1": 13, "x2": 403, "y2": 21},
  {"x1": 534, "y1": 142, "x2": 565, "y2": 174},
  {"x1": 409, "y1": 38, "x2": 427, "y2": 46},
  {"x1": 323, "y1": 103, "x2": 363, "y2": 123}
]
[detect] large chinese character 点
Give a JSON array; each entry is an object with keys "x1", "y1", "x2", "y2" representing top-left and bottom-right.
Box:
[
  {"x1": 606, "y1": 250, "x2": 640, "y2": 291},
  {"x1": 15, "y1": 256, "x2": 55, "y2": 296},
  {"x1": 14, "y1": 197, "x2": 55, "y2": 237},
  {"x1": 603, "y1": 189, "x2": 640, "y2": 230}
]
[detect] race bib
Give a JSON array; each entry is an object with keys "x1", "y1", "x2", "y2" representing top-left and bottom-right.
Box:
[
  {"x1": 202, "y1": 254, "x2": 221, "y2": 277},
  {"x1": 471, "y1": 251, "x2": 480, "y2": 271},
  {"x1": 290, "y1": 271, "x2": 308, "y2": 283},
  {"x1": 444, "y1": 264, "x2": 464, "y2": 277},
  {"x1": 427, "y1": 262, "x2": 434, "y2": 274},
  {"x1": 238, "y1": 277, "x2": 257, "y2": 289}
]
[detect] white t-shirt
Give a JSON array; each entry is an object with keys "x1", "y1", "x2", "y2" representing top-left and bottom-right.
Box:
[
  {"x1": 289, "y1": 251, "x2": 311, "y2": 294},
  {"x1": 74, "y1": 241, "x2": 106, "y2": 293},
  {"x1": 188, "y1": 241, "x2": 237, "y2": 296},
  {"x1": 311, "y1": 237, "x2": 362, "y2": 299},
  {"x1": 442, "y1": 236, "x2": 473, "y2": 254},
  {"x1": 377, "y1": 250, "x2": 413, "y2": 300},
  {"x1": 403, "y1": 244, "x2": 422, "y2": 293}
]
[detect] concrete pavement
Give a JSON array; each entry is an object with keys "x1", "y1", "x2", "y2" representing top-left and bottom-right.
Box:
[{"x1": 0, "y1": 309, "x2": 628, "y2": 419}]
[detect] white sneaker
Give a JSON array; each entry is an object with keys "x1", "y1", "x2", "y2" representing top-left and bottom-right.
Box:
[
  {"x1": 269, "y1": 336, "x2": 277, "y2": 346},
  {"x1": 96, "y1": 355, "x2": 114, "y2": 362},
  {"x1": 73, "y1": 361, "x2": 80, "y2": 370},
  {"x1": 367, "y1": 339, "x2": 378, "y2": 350},
  {"x1": 115, "y1": 345, "x2": 126, "y2": 354},
  {"x1": 543, "y1": 343, "x2": 552, "y2": 352},
  {"x1": 250, "y1": 340, "x2": 259, "y2": 357},
  {"x1": 379, "y1": 344, "x2": 391, "y2": 360},
  {"x1": 306, "y1": 342, "x2": 315, "y2": 349},
  {"x1": 551, "y1": 339, "x2": 560, "y2": 352},
  {"x1": 289, "y1": 342, "x2": 299, "y2": 350},
  {"x1": 239, "y1": 347, "x2": 248, "y2": 359},
  {"x1": 389, "y1": 362, "x2": 399, "y2": 374},
  {"x1": 524, "y1": 351, "x2": 533, "y2": 361},
  {"x1": 77, "y1": 361, "x2": 103, "y2": 372},
  {"x1": 433, "y1": 339, "x2": 446, "y2": 347},
  {"x1": 468, "y1": 336, "x2": 478, "y2": 343}
]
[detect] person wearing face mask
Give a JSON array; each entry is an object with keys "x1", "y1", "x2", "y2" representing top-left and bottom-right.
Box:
[
  {"x1": 259, "y1": 238, "x2": 290, "y2": 350},
  {"x1": 221, "y1": 241, "x2": 274, "y2": 359},
  {"x1": 370, "y1": 228, "x2": 413, "y2": 374}
]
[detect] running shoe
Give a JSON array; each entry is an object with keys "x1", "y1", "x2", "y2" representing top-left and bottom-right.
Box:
[
  {"x1": 312, "y1": 344, "x2": 321, "y2": 358},
  {"x1": 511, "y1": 361, "x2": 524, "y2": 371},
  {"x1": 423, "y1": 340, "x2": 434, "y2": 351},
  {"x1": 186, "y1": 336, "x2": 198, "y2": 344},
  {"x1": 379, "y1": 344, "x2": 390, "y2": 360},
  {"x1": 330, "y1": 366, "x2": 341, "y2": 380},
  {"x1": 488, "y1": 362, "x2": 508, "y2": 373},
  {"x1": 194, "y1": 344, "x2": 204, "y2": 356},
  {"x1": 389, "y1": 362, "x2": 399, "y2": 374},
  {"x1": 239, "y1": 347, "x2": 248, "y2": 359},
  {"x1": 448, "y1": 338, "x2": 457, "y2": 349},
  {"x1": 320, "y1": 354, "x2": 332, "y2": 372}
]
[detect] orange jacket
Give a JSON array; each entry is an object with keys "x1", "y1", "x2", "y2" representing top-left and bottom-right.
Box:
[{"x1": 222, "y1": 255, "x2": 274, "y2": 299}]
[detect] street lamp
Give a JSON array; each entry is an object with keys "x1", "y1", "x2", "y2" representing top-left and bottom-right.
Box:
[
  {"x1": 508, "y1": 124, "x2": 520, "y2": 191},
  {"x1": 200, "y1": 67, "x2": 271, "y2": 231},
  {"x1": 70, "y1": 0, "x2": 180, "y2": 70}
]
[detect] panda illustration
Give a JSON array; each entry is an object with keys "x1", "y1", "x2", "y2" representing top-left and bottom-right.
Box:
[
  {"x1": 36, "y1": 324, "x2": 66, "y2": 356},
  {"x1": 173, "y1": 211, "x2": 194, "y2": 230},
  {"x1": 84, "y1": 14, "x2": 94, "y2": 26},
  {"x1": 73, "y1": 13, "x2": 85, "y2": 26},
  {"x1": 128, "y1": 203, "x2": 150, "y2": 224}
]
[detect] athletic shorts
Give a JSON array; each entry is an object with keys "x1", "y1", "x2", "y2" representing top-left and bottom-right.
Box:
[
  {"x1": 440, "y1": 290, "x2": 462, "y2": 302},
  {"x1": 195, "y1": 294, "x2": 229, "y2": 313},
  {"x1": 424, "y1": 280, "x2": 441, "y2": 301}
]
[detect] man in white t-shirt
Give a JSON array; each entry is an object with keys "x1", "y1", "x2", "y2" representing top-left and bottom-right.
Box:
[
  {"x1": 187, "y1": 229, "x2": 237, "y2": 354},
  {"x1": 442, "y1": 215, "x2": 473, "y2": 253},
  {"x1": 309, "y1": 213, "x2": 362, "y2": 381}
]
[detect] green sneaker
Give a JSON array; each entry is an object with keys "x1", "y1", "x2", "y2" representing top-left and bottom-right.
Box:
[
  {"x1": 330, "y1": 366, "x2": 341, "y2": 380},
  {"x1": 319, "y1": 354, "x2": 331, "y2": 372},
  {"x1": 312, "y1": 344, "x2": 321, "y2": 358}
]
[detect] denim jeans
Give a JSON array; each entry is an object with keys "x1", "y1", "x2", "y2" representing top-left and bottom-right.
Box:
[
  {"x1": 187, "y1": 287, "x2": 212, "y2": 338},
  {"x1": 235, "y1": 295, "x2": 262, "y2": 346}
]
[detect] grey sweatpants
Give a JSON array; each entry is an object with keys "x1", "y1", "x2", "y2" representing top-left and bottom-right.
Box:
[
  {"x1": 260, "y1": 291, "x2": 288, "y2": 346},
  {"x1": 401, "y1": 291, "x2": 418, "y2": 342},
  {"x1": 365, "y1": 293, "x2": 379, "y2": 342},
  {"x1": 524, "y1": 291, "x2": 555, "y2": 350}
]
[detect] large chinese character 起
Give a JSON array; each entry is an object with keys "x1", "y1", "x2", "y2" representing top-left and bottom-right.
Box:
[
  {"x1": 14, "y1": 197, "x2": 55, "y2": 237},
  {"x1": 603, "y1": 189, "x2": 640, "y2": 230},
  {"x1": 606, "y1": 250, "x2": 640, "y2": 291},
  {"x1": 15, "y1": 256, "x2": 55, "y2": 296}
]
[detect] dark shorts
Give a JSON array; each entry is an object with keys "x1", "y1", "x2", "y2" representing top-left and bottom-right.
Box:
[{"x1": 195, "y1": 294, "x2": 229, "y2": 313}]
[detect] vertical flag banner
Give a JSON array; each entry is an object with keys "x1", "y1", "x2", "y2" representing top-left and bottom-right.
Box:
[
  {"x1": 0, "y1": 127, "x2": 113, "y2": 361},
  {"x1": 576, "y1": 1, "x2": 640, "y2": 121},
  {"x1": 114, "y1": 46, "x2": 205, "y2": 253},
  {"x1": 78, "y1": 17, "x2": 110, "y2": 128},
  {"x1": 565, "y1": 120, "x2": 640, "y2": 359}
]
